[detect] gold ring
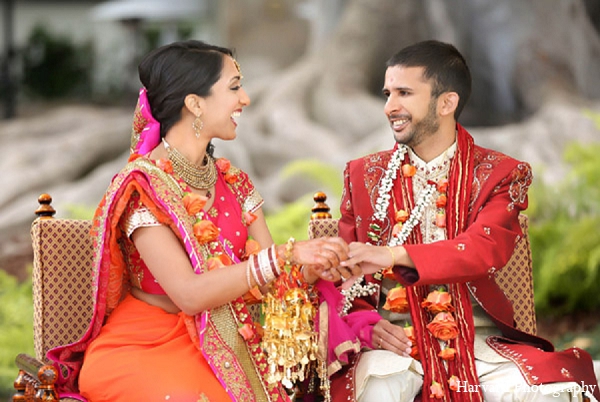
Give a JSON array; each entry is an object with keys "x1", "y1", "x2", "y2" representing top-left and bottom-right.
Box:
[{"x1": 378, "y1": 338, "x2": 383, "y2": 349}]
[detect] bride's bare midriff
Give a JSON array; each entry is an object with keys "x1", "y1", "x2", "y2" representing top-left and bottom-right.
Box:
[{"x1": 131, "y1": 287, "x2": 181, "y2": 314}]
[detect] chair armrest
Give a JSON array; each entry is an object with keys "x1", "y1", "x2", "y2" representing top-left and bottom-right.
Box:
[{"x1": 13, "y1": 353, "x2": 59, "y2": 402}]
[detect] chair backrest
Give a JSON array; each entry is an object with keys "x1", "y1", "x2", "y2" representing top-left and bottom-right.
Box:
[
  {"x1": 30, "y1": 194, "x2": 94, "y2": 362},
  {"x1": 307, "y1": 192, "x2": 537, "y2": 335}
]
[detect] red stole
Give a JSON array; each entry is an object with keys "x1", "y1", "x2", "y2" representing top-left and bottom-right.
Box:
[{"x1": 391, "y1": 125, "x2": 482, "y2": 401}]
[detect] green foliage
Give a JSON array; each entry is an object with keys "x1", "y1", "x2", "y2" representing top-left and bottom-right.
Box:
[
  {"x1": 0, "y1": 268, "x2": 34, "y2": 397},
  {"x1": 280, "y1": 159, "x2": 344, "y2": 202},
  {"x1": 529, "y1": 141, "x2": 600, "y2": 317},
  {"x1": 22, "y1": 25, "x2": 93, "y2": 99},
  {"x1": 63, "y1": 203, "x2": 96, "y2": 220}
]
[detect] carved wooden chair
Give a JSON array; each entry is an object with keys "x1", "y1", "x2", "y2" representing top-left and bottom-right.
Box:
[
  {"x1": 307, "y1": 191, "x2": 537, "y2": 335},
  {"x1": 13, "y1": 194, "x2": 94, "y2": 402}
]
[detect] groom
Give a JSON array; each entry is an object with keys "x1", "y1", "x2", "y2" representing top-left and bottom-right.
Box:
[{"x1": 330, "y1": 40, "x2": 600, "y2": 402}]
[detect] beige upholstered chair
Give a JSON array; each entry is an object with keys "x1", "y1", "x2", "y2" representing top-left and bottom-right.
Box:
[
  {"x1": 307, "y1": 191, "x2": 537, "y2": 335},
  {"x1": 13, "y1": 194, "x2": 92, "y2": 402}
]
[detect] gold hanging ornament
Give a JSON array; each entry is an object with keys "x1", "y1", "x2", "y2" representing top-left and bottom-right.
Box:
[{"x1": 261, "y1": 238, "x2": 319, "y2": 389}]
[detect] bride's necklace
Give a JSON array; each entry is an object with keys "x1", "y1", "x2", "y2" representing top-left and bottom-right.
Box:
[{"x1": 162, "y1": 139, "x2": 217, "y2": 190}]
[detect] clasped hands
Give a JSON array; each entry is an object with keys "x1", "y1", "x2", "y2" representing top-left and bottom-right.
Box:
[
  {"x1": 294, "y1": 238, "x2": 401, "y2": 286},
  {"x1": 294, "y1": 239, "x2": 413, "y2": 356}
]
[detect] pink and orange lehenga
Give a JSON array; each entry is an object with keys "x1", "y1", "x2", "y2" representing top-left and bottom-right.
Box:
[{"x1": 46, "y1": 154, "x2": 291, "y2": 402}]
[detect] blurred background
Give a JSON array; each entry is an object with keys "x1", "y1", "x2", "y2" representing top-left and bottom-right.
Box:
[{"x1": 1, "y1": 0, "x2": 599, "y2": 398}]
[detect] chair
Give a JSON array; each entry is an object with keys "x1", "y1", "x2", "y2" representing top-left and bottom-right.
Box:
[
  {"x1": 13, "y1": 194, "x2": 93, "y2": 402},
  {"x1": 307, "y1": 191, "x2": 537, "y2": 335}
]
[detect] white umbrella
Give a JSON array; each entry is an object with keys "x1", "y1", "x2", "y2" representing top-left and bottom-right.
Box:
[{"x1": 91, "y1": 0, "x2": 206, "y2": 21}]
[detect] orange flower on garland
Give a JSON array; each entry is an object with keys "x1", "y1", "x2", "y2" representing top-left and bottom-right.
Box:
[
  {"x1": 244, "y1": 238, "x2": 261, "y2": 258},
  {"x1": 206, "y1": 253, "x2": 233, "y2": 271},
  {"x1": 438, "y1": 347, "x2": 456, "y2": 361},
  {"x1": 238, "y1": 322, "x2": 256, "y2": 341},
  {"x1": 430, "y1": 381, "x2": 444, "y2": 399},
  {"x1": 448, "y1": 375, "x2": 460, "y2": 391},
  {"x1": 242, "y1": 237, "x2": 264, "y2": 304},
  {"x1": 128, "y1": 153, "x2": 142, "y2": 163},
  {"x1": 156, "y1": 158, "x2": 173, "y2": 173},
  {"x1": 421, "y1": 287, "x2": 455, "y2": 314},
  {"x1": 215, "y1": 157, "x2": 238, "y2": 184},
  {"x1": 434, "y1": 177, "x2": 448, "y2": 228},
  {"x1": 243, "y1": 211, "x2": 258, "y2": 226},
  {"x1": 392, "y1": 209, "x2": 409, "y2": 237},
  {"x1": 381, "y1": 267, "x2": 396, "y2": 281},
  {"x1": 224, "y1": 172, "x2": 238, "y2": 184},
  {"x1": 395, "y1": 209, "x2": 409, "y2": 223},
  {"x1": 437, "y1": 178, "x2": 449, "y2": 193},
  {"x1": 382, "y1": 284, "x2": 409, "y2": 313},
  {"x1": 183, "y1": 192, "x2": 208, "y2": 216},
  {"x1": 402, "y1": 164, "x2": 416, "y2": 177},
  {"x1": 403, "y1": 324, "x2": 420, "y2": 360},
  {"x1": 193, "y1": 219, "x2": 219, "y2": 244},
  {"x1": 215, "y1": 158, "x2": 231, "y2": 172},
  {"x1": 426, "y1": 312, "x2": 459, "y2": 341}
]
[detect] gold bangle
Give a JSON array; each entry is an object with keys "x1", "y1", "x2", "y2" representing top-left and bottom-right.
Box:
[
  {"x1": 284, "y1": 237, "x2": 295, "y2": 272},
  {"x1": 386, "y1": 246, "x2": 395, "y2": 268},
  {"x1": 245, "y1": 260, "x2": 254, "y2": 290}
]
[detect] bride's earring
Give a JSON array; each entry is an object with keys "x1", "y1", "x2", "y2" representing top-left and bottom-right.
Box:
[{"x1": 193, "y1": 114, "x2": 203, "y2": 138}]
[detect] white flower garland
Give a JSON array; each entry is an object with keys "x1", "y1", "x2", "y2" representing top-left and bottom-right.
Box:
[{"x1": 341, "y1": 145, "x2": 438, "y2": 315}]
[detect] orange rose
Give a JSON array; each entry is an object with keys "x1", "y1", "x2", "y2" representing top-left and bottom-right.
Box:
[
  {"x1": 193, "y1": 219, "x2": 219, "y2": 243},
  {"x1": 243, "y1": 286, "x2": 264, "y2": 304},
  {"x1": 435, "y1": 213, "x2": 446, "y2": 228},
  {"x1": 244, "y1": 238, "x2": 261, "y2": 258},
  {"x1": 183, "y1": 193, "x2": 208, "y2": 216},
  {"x1": 381, "y1": 267, "x2": 396, "y2": 281},
  {"x1": 156, "y1": 158, "x2": 173, "y2": 173},
  {"x1": 128, "y1": 153, "x2": 142, "y2": 162},
  {"x1": 402, "y1": 164, "x2": 417, "y2": 177},
  {"x1": 206, "y1": 253, "x2": 232, "y2": 271},
  {"x1": 382, "y1": 284, "x2": 409, "y2": 313},
  {"x1": 435, "y1": 194, "x2": 447, "y2": 208},
  {"x1": 243, "y1": 211, "x2": 257, "y2": 226},
  {"x1": 206, "y1": 257, "x2": 224, "y2": 271},
  {"x1": 448, "y1": 375, "x2": 460, "y2": 391},
  {"x1": 438, "y1": 347, "x2": 456, "y2": 361},
  {"x1": 224, "y1": 172, "x2": 238, "y2": 184},
  {"x1": 238, "y1": 322, "x2": 255, "y2": 341},
  {"x1": 403, "y1": 325, "x2": 420, "y2": 360},
  {"x1": 395, "y1": 209, "x2": 409, "y2": 223},
  {"x1": 421, "y1": 288, "x2": 454, "y2": 314},
  {"x1": 426, "y1": 312, "x2": 459, "y2": 341},
  {"x1": 215, "y1": 158, "x2": 231, "y2": 173},
  {"x1": 430, "y1": 381, "x2": 444, "y2": 399},
  {"x1": 437, "y1": 178, "x2": 449, "y2": 193},
  {"x1": 391, "y1": 222, "x2": 403, "y2": 237}
]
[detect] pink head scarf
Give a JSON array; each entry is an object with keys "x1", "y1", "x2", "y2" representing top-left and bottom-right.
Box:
[{"x1": 130, "y1": 87, "x2": 161, "y2": 155}]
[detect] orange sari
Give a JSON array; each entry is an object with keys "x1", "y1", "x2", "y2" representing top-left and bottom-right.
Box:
[{"x1": 79, "y1": 294, "x2": 231, "y2": 401}]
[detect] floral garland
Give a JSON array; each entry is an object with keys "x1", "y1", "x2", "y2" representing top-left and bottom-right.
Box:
[
  {"x1": 152, "y1": 153, "x2": 321, "y2": 393},
  {"x1": 143, "y1": 152, "x2": 265, "y2": 323},
  {"x1": 340, "y1": 145, "x2": 438, "y2": 315},
  {"x1": 337, "y1": 143, "x2": 463, "y2": 397}
]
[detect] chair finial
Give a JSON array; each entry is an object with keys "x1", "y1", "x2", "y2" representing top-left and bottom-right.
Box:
[
  {"x1": 35, "y1": 193, "x2": 56, "y2": 219},
  {"x1": 311, "y1": 191, "x2": 331, "y2": 220}
]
